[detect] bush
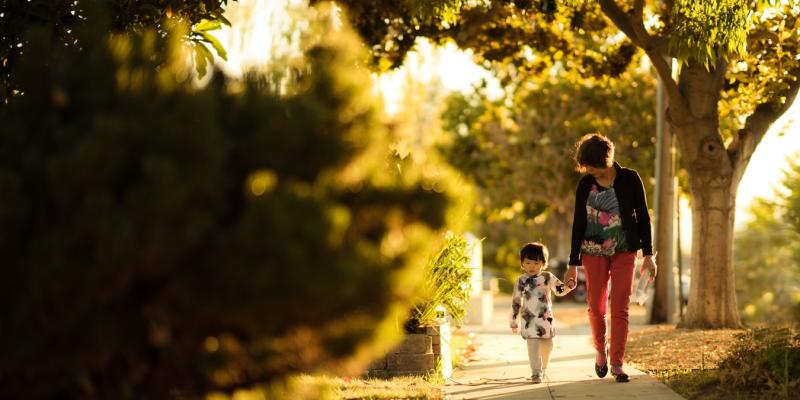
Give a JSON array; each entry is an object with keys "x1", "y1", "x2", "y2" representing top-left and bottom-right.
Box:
[
  {"x1": 0, "y1": 5, "x2": 452, "y2": 399},
  {"x1": 407, "y1": 232, "x2": 474, "y2": 330},
  {"x1": 718, "y1": 326, "x2": 800, "y2": 397}
]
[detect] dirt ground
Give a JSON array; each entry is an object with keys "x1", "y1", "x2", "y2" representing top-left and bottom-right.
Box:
[{"x1": 626, "y1": 324, "x2": 742, "y2": 371}]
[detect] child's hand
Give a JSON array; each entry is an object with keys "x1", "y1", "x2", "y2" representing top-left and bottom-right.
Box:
[
  {"x1": 564, "y1": 266, "x2": 578, "y2": 288},
  {"x1": 566, "y1": 278, "x2": 576, "y2": 289},
  {"x1": 512, "y1": 327, "x2": 518, "y2": 334}
]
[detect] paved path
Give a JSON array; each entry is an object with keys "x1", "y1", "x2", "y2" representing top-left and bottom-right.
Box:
[{"x1": 444, "y1": 296, "x2": 684, "y2": 399}]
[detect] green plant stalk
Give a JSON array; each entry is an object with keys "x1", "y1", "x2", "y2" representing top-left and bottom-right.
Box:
[{"x1": 410, "y1": 233, "x2": 475, "y2": 327}]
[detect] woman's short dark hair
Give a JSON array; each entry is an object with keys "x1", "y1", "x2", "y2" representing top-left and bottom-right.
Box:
[
  {"x1": 520, "y1": 242, "x2": 549, "y2": 264},
  {"x1": 574, "y1": 133, "x2": 614, "y2": 168}
]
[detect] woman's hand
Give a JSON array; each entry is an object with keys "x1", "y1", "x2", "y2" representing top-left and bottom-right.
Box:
[
  {"x1": 565, "y1": 265, "x2": 579, "y2": 288},
  {"x1": 641, "y1": 254, "x2": 657, "y2": 283}
]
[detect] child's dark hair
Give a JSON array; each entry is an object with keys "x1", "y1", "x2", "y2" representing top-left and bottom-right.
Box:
[
  {"x1": 520, "y1": 242, "x2": 549, "y2": 264},
  {"x1": 574, "y1": 133, "x2": 615, "y2": 169}
]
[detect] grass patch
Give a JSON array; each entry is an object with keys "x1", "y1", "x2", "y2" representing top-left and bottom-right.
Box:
[
  {"x1": 303, "y1": 374, "x2": 443, "y2": 400},
  {"x1": 649, "y1": 369, "x2": 723, "y2": 399},
  {"x1": 216, "y1": 374, "x2": 444, "y2": 400},
  {"x1": 627, "y1": 324, "x2": 799, "y2": 400},
  {"x1": 334, "y1": 375, "x2": 443, "y2": 399}
]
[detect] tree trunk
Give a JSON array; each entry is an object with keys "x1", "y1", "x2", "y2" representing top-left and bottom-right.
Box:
[
  {"x1": 650, "y1": 72, "x2": 675, "y2": 324},
  {"x1": 669, "y1": 63, "x2": 743, "y2": 329},
  {"x1": 554, "y1": 212, "x2": 571, "y2": 261},
  {"x1": 679, "y1": 163, "x2": 742, "y2": 328}
]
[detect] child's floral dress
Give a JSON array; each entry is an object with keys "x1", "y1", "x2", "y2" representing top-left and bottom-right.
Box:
[{"x1": 510, "y1": 271, "x2": 571, "y2": 339}]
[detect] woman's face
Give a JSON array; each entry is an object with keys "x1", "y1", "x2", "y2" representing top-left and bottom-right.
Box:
[{"x1": 583, "y1": 165, "x2": 612, "y2": 180}]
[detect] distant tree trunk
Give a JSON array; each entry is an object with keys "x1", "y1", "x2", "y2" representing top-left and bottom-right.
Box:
[
  {"x1": 553, "y1": 209, "x2": 572, "y2": 261},
  {"x1": 669, "y1": 63, "x2": 743, "y2": 328},
  {"x1": 650, "y1": 75, "x2": 675, "y2": 324}
]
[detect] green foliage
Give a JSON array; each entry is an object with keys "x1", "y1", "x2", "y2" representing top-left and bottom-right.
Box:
[
  {"x1": 718, "y1": 327, "x2": 800, "y2": 397},
  {"x1": 332, "y1": 0, "x2": 636, "y2": 77},
  {"x1": 780, "y1": 155, "x2": 800, "y2": 242},
  {"x1": 407, "y1": 0, "x2": 464, "y2": 24},
  {"x1": 1, "y1": 0, "x2": 233, "y2": 101},
  {"x1": 340, "y1": 0, "x2": 800, "y2": 147},
  {"x1": 718, "y1": 2, "x2": 800, "y2": 142},
  {"x1": 734, "y1": 155, "x2": 800, "y2": 324},
  {"x1": 409, "y1": 232, "x2": 474, "y2": 328},
  {"x1": 0, "y1": 4, "x2": 453, "y2": 398},
  {"x1": 669, "y1": 0, "x2": 751, "y2": 69},
  {"x1": 190, "y1": 16, "x2": 231, "y2": 77}
]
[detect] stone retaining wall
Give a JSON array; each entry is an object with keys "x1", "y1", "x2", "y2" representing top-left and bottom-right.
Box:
[{"x1": 368, "y1": 321, "x2": 452, "y2": 378}]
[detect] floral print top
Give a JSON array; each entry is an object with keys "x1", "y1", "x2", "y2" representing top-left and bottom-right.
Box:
[
  {"x1": 509, "y1": 272, "x2": 572, "y2": 339},
  {"x1": 580, "y1": 184, "x2": 629, "y2": 256}
]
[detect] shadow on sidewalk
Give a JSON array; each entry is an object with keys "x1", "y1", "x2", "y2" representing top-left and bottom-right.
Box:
[
  {"x1": 444, "y1": 295, "x2": 684, "y2": 400},
  {"x1": 446, "y1": 380, "x2": 539, "y2": 397}
]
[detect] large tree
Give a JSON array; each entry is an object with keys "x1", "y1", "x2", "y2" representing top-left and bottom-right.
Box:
[{"x1": 332, "y1": 0, "x2": 800, "y2": 328}]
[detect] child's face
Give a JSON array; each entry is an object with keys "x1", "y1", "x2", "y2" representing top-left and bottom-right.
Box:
[{"x1": 521, "y1": 257, "x2": 545, "y2": 275}]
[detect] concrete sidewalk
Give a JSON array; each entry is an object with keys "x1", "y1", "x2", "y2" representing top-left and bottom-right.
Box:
[{"x1": 444, "y1": 296, "x2": 684, "y2": 399}]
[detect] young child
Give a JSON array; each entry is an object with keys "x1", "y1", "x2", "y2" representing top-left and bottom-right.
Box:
[{"x1": 510, "y1": 242, "x2": 576, "y2": 383}]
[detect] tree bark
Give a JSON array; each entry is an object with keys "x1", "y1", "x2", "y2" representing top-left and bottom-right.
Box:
[
  {"x1": 671, "y1": 63, "x2": 743, "y2": 328},
  {"x1": 553, "y1": 209, "x2": 572, "y2": 261},
  {"x1": 650, "y1": 75, "x2": 675, "y2": 324},
  {"x1": 679, "y1": 173, "x2": 742, "y2": 328}
]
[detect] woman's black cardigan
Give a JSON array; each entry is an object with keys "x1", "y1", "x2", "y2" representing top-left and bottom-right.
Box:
[{"x1": 568, "y1": 162, "x2": 654, "y2": 266}]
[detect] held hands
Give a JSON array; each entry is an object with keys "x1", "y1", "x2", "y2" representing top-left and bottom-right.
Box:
[
  {"x1": 564, "y1": 265, "x2": 578, "y2": 289},
  {"x1": 565, "y1": 278, "x2": 577, "y2": 290},
  {"x1": 641, "y1": 252, "x2": 658, "y2": 283},
  {"x1": 511, "y1": 323, "x2": 519, "y2": 334}
]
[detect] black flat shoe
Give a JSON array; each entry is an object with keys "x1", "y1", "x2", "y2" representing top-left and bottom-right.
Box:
[
  {"x1": 610, "y1": 369, "x2": 629, "y2": 382},
  {"x1": 595, "y1": 346, "x2": 609, "y2": 378},
  {"x1": 595, "y1": 363, "x2": 608, "y2": 378}
]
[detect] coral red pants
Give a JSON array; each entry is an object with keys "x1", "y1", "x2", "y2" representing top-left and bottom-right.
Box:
[{"x1": 581, "y1": 252, "x2": 636, "y2": 366}]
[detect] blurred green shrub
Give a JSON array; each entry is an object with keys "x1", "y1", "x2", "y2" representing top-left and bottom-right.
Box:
[
  {"x1": 734, "y1": 155, "x2": 800, "y2": 325},
  {"x1": 0, "y1": 4, "x2": 453, "y2": 399},
  {"x1": 718, "y1": 326, "x2": 800, "y2": 397}
]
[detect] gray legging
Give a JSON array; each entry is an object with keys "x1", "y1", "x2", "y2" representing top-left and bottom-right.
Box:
[{"x1": 527, "y1": 337, "x2": 554, "y2": 376}]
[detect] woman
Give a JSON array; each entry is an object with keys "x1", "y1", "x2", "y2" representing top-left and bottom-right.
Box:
[{"x1": 564, "y1": 133, "x2": 657, "y2": 383}]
